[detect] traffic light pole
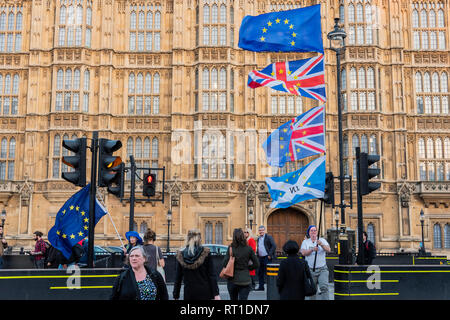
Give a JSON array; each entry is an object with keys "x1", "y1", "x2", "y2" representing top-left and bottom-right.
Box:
[
  {"x1": 88, "y1": 131, "x2": 98, "y2": 268},
  {"x1": 129, "y1": 155, "x2": 136, "y2": 232},
  {"x1": 356, "y1": 147, "x2": 364, "y2": 265}
]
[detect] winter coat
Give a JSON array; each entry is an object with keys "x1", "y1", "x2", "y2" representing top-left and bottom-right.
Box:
[
  {"x1": 110, "y1": 265, "x2": 168, "y2": 300},
  {"x1": 276, "y1": 254, "x2": 307, "y2": 300},
  {"x1": 173, "y1": 246, "x2": 219, "y2": 300},
  {"x1": 222, "y1": 244, "x2": 259, "y2": 286}
]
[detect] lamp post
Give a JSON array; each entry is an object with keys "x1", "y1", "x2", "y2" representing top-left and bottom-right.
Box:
[
  {"x1": 419, "y1": 209, "x2": 426, "y2": 256},
  {"x1": 166, "y1": 210, "x2": 172, "y2": 253},
  {"x1": 334, "y1": 209, "x2": 340, "y2": 254},
  {"x1": 327, "y1": 18, "x2": 351, "y2": 264},
  {"x1": 248, "y1": 208, "x2": 254, "y2": 231}
]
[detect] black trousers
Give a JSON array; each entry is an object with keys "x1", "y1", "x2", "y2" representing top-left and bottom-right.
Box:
[
  {"x1": 227, "y1": 282, "x2": 251, "y2": 300},
  {"x1": 258, "y1": 256, "x2": 270, "y2": 289}
]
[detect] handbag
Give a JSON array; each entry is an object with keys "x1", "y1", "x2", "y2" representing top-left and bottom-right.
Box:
[
  {"x1": 219, "y1": 246, "x2": 235, "y2": 279},
  {"x1": 155, "y1": 245, "x2": 166, "y2": 281},
  {"x1": 304, "y1": 263, "x2": 317, "y2": 297}
]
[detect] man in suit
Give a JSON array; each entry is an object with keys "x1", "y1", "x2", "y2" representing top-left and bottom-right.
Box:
[{"x1": 256, "y1": 225, "x2": 276, "y2": 291}]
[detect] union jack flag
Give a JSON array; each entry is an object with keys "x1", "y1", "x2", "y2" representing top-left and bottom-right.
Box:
[
  {"x1": 248, "y1": 54, "x2": 326, "y2": 103},
  {"x1": 262, "y1": 105, "x2": 325, "y2": 167}
]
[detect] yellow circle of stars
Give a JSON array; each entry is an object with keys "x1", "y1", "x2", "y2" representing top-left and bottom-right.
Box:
[{"x1": 260, "y1": 16, "x2": 296, "y2": 46}]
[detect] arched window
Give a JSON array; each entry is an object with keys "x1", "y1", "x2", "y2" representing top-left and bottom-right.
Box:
[
  {"x1": 352, "y1": 134, "x2": 359, "y2": 156},
  {"x1": 361, "y1": 134, "x2": 368, "y2": 153},
  {"x1": 367, "y1": 223, "x2": 375, "y2": 244},
  {"x1": 434, "y1": 223, "x2": 442, "y2": 249},
  {"x1": 423, "y1": 73, "x2": 431, "y2": 92},
  {"x1": 418, "y1": 138, "x2": 426, "y2": 158},
  {"x1": 426, "y1": 138, "x2": 434, "y2": 158},
  {"x1": 441, "y1": 72, "x2": 448, "y2": 92},
  {"x1": 444, "y1": 224, "x2": 450, "y2": 249}
]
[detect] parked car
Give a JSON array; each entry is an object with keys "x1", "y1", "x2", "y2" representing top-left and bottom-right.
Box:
[
  {"x1": 203, "y1": 244, "x2": 229, "y2": 255},
  {"x1": 103, "y1": 246, "x2": 124, "y2": 255}
]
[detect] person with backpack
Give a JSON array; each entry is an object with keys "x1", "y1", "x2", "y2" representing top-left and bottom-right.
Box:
[{"x1": 31, "y1": 231, "x2": 47, "y2": 269}]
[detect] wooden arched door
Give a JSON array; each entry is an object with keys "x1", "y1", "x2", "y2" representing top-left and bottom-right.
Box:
[{"x1": 267, "y1": 208, "x2": 309, "y2": 255}]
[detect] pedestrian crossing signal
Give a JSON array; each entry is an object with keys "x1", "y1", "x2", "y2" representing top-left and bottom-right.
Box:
[{"x1": 143, "y1": 173, "x2": 156, "y2": 197}]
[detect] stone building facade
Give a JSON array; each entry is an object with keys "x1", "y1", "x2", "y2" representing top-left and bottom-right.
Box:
[{"x1": 0, "y1": 0, "x2": 448, "y2": 256}]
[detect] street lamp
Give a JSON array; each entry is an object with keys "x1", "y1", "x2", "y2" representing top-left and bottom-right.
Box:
[
  {"x1": 419, "y1": 209, "x2": 426, "y2": 256},
  {"x1": 166, "y1": 210, "x2": 172, "y2": 253},
  {"x1": 327, "y1": 18, "x2": 350, "y2": 264},
  {"x1": 334, "y1": 209, "x2": 340, "y2": 254},
  {"x1": 248, "y1": 208, "x2": 254, "y2": 230}
]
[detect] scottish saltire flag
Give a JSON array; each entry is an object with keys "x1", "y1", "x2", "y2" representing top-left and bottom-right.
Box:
[
  {"x1": 266, "y1": 155, "x2": 326, "y2": 208},
  {"x1": 48, "y1": 184, "x2": 107, "y2": 259},
  {"x1": 238, "y1": 4, "x2": 324, "y2": 53},
  {"x1": 262, "y1": 105, "x2": 325, "y2": 167},
  {"x1": 248, "y1": 54, "x2": 326, "y2": 102}
]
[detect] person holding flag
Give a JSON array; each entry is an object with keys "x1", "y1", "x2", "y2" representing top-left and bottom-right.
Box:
[{"x1": 48, "y1": 184, "x2": 108, "y2": 262}]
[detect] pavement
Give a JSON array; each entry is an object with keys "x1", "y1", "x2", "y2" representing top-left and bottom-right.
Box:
[{"x1": 166, "y1": 282, "x2": 334, "y2": 300}]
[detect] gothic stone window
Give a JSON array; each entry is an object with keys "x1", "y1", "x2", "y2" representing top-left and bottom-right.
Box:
[
  {"x1": 418, "y1": 137, "x2": 450, "y2": 181},
  {"x1": 128, "y1": 72, "x2": 160, "y2": 114},
  {"x1": 55, "y1": 68, "x2": 90, "y2": 112},
  {"x1": 0, "y1": 137, "x2": 15, "y2": 180},
  {"x1": 129, "y1": 3, "x2": 161, "y2": 51},
  {"x1": 57, "y1": 0, "x2": 93, "y2": 47},
  {"x1": 0, "y1": 5, "x2": 22, "y2": 52},
  {"x1": 415, "y1": 71, "x2": 448, "y2": 115},
  {"x1": 0, "y1": 73, "x2": 19, "y2": 115},
  {"x1": 412, "y1": 1, "x2": 446, "y2": 50}
]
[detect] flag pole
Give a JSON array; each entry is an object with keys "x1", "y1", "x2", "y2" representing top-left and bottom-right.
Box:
[
  {"x1": 312, "y1": 199, "x2": 323, "y2": 272},
  {"x1": 107, "y1": 212, "x2": 125, "y2": 248}
]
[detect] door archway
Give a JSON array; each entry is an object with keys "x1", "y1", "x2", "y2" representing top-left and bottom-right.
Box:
[{"x1": 267, "y1": 208, "x2": 309, "y2": 255}]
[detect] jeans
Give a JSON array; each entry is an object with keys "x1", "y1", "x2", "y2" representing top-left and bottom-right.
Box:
[
  {"x1": 309, "y1": 266, "x2": 329, "y2": 300},
  {"x1": 227, "y1": 282, "x2": 251, "y2": 300},
  {"x1": 34, "y1": 259, "x2": 45, "y2": 269}
]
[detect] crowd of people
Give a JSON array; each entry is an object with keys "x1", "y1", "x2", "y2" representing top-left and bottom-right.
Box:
[{"x1": 0, "y1": 224, "x2": 376, "y2": 301}]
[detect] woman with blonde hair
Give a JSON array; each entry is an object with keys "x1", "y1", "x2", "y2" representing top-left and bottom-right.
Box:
[{"x1": 173, "y1": 229, "x2": 220, "y2": 300}]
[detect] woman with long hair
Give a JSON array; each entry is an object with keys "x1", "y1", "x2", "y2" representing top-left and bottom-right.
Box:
[
  {"x1": 223, "y1": 228, "x2": 259, "y2": 300},
  {"x1": 173, "y1": 229, "x2": 220, "y2": 300}
]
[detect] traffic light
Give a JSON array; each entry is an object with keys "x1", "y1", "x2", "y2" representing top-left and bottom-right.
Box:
[
  {"x1": 61, "y1": 138, "x2": 87, "y2": 187},
  {"x1": 106, "y1": 162, "x2": 125, "y2": 198},
  {"x1": 143, "y1": 173, "x2": 156, "y2": 197},
  {"x1": 98, "y1": 138, "x2": 123, "y2": 188},
  {"x1": 359, "y1": 152, "x2": 381, "y2": 195},
  {"x1": 323, "y1": 171, "x2": 334, "y2": 206}
]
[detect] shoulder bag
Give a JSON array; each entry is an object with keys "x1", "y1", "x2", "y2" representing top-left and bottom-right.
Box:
[
  {"x1": 155, "y1": 246, "x2": 166, "y2": 281},
  {"x1": 219, "y1": 246, "x2": 234, "y2": 279},
  {"x1": 304, "y1": 263, "x2": 317, "y2": 297}
]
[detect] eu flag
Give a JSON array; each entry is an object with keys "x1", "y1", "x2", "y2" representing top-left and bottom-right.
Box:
[
  {"x1": 48, "y1": 184, "x2": 107, "y2": 259},
  {"x1": 238, "y1": 4, "x2": 324, "y2": 53}
]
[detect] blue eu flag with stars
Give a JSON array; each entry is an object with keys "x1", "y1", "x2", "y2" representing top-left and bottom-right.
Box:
[
  {"x1": 238, "y1": 4, "x2": 324, "y2": 54},
  {"x1": 48, "y1": 184, "x2": 107, "y2": 259}
]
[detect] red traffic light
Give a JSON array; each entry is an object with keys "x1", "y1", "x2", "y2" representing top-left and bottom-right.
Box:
[{"x1": 146, "y1": 175, "x2": 153, "y2": 184}]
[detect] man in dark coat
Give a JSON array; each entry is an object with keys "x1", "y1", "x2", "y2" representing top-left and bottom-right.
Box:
[
  {"x1": 277, "y1": 240, "x2": 307, "y2": 300},
  {"x1": 256, "y1": 225, "x2": 276, "y2": 291}
]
